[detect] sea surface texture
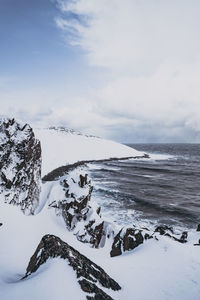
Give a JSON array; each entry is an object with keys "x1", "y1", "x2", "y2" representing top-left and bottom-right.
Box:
[{"x1": 88, "y1": 144, "x2": 200, "y2": 229}]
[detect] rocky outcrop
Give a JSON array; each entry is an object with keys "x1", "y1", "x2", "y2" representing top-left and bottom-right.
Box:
[
  {"x1": 110, "y1": 224, "x2": 190, "y2": 257},
  {"x1": 49, "y1": 172, "x2": 107, "y2": 248},
  {"x1": 110, "y1": 226, "x2": 151, "y2": 257},
  {"x1": 48, "y1": 170, "x2": 191, "y2": 257},
  {"x1": 154, "y1": 225, "x2": 188, "y2": 243},
  {"x1": 0, "y1": 118, "x2": 41, "y2": 214},
  {"x1": 197, "y1": 224, "x2": 200, "y2": 232},
  {"x1": 23, "y1": 234, "x2": 121, "y2": 300}
]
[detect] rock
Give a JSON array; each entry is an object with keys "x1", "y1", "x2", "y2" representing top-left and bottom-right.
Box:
[
  {"x1": 179, "y1": 231, "x2": 188, "y2": 243},
  {"x1": 23, "y1": 234, "x2": 121, "y2": 299},
  {"x1": 0, "y1": 223, "x2": 2, "y2": 227},
  {"x1": 79, "y1": 279, "x2": 114, "y2": 300},
  {"x1": 154, "y1": 225, "x2": 174, "y2": 235},
  {"x1": 0, "y1": 118, "x2": 41, "y2": 214},
  {"x1": 49, "y1": 172, "x2": 107, "y2": 248},
  {"x1": 154, "y1": 225, "x2": 188, "y2": 244},
  {"x1": 79, "y1": 174, "x2": 88, "y2": 187},
  {"x1": 85, "y1": 220, "x2": 105, "y2": 248},
  {"x1": 197, "y1": 224, "x2": 200, "y2": 232},
  {"x1": 110, "y1": 227, "x2": 150, "y2": 257}
]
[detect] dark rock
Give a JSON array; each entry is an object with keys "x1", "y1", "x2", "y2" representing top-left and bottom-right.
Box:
[
  {"x1": 85, "y1": 221, "x2": 105, "y2": 248},
  {"x1": 50, "y1": 174, "x2": 106, "y2": 248},
  {"x1": 23, "y1": 234, "x2": 121, "y2": 299},
  {"x1": 79, "y1": 279, "x2": 113, "y2": 300},
  {"x1": 154, "y1": 226, "x2": 174, "y2": 235},
  {"x1": 79, "y1": 174, "x2": 88, "y2": 187},
  {"x1": 154, "y1": 226, "x2": 188, "y2": 244},
  {"x1": 179, "y1": 231, "x2": 188, "y2": 243},
  {"x1": 0, "y1": 223, "x2": 2, "y2": 227},
  {"x1": 110, "y1": 227, "x2": 146, "y2": 257},
  {"x1": 96, "y1": 207, "x2": 101, "y2": 215},
  {"x1": 197, "y1": 224, "x2": 200, "y2": 232},
  {"x1": 0, "y1": 118, "x2": 41, "y2": 214},
  {"x1": 60, "y1": 182, "x2": 93, "y2": 229}
]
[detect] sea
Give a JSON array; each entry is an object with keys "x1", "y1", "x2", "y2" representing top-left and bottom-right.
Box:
[{"x1": 87, "y1": 144, "x2": 200, "y2": 230}]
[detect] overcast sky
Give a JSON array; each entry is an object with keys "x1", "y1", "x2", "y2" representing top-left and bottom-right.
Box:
[{"x1": 1, "y1": 0, "x2": 200, "y2": 142}]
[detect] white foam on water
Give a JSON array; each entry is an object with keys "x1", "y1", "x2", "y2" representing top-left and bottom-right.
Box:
[
  {"x1": 128, "y1": 152, "x2": 175, "y2": 162},
  {"x1": 148, "y1": 153, "x2": 175, "y2": 161}
]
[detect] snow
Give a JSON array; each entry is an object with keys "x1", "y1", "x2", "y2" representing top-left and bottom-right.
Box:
[
  {"x1": 0, "y1": 196, "x2": 200, "y2": 300},
  {"x1": 0, "y1": 126, "x2": 200, "y2": 300},
  {"x1": 0, "y1": 257, "x2": 85, "y2": 300},
  {"x1": 34, "y1": 128, "x2": 145, "y2": 176}
]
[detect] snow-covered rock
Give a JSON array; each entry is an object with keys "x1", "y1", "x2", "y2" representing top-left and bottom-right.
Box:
[
  {"x1": 23, "y1": 234, "x2": 121, "y2": 300},
  {"x1": 110, "y1": 226, "x2": 151, "y2": 257},
  {"x1": 46, "y1": 170, "x2": 191, "y2": 257},
  {"x1": 48, "y1": 170, "x2": 109, "y2": 248},
  {"x1": 0, "y1": 118, "x2": 41, "y2": 214}
]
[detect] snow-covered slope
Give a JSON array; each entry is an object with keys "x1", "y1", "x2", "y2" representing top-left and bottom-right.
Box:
[
  {"x1": 1, "y1": 119, "x2": 200, "y2": 300},
  {"x1": 35, "y1": 128, "x2": 145, "y2": 176},
  {"x1": 0, "y1": 198, "x2": 200, "y2": 300}
]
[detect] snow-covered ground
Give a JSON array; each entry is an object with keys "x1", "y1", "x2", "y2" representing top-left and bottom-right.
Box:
[
  {"x1": 0, "y1": 127, "x2": 200, "y2": 300},
  {"x1": 0, "y1": 195, "x2": 200, "y2": 300},
  {"x1": 35, "y1": 128, "x2": 145, "y2": 176}
]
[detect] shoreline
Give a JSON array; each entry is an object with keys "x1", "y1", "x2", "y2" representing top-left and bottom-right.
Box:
[{"x1": 42, "y1": 153, "x2": 149, "y2": 181}]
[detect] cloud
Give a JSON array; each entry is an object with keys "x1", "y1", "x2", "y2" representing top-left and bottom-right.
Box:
[
  {"x1": 53, "y1": 0, "x2": 200, "y2": 142},
  {"x1": 2, "y1": 1, "x2": 200, "y2": 143},
  {"x1": 56, "y1": 0, "x2": 200, "y2": 71}
]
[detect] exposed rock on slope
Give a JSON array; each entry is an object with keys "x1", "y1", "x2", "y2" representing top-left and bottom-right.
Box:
[
  {"x1": 23, "y1": 234, "x2": 121, "y2": 300},
  {"x1": 48, "y1": 172, "x2": 110, "y2": 248},
  {"x1": 154, "y1": 225, "x2": 188, "y2": 243},
  {"x1": 0, "y1": 118, "x2": 41, "y2": 214},
  {"x1": 110, "y1": 225, "x2": 190, "y2": 257},
  {"x1": 110, "y1": 227, "x2": 151, "y2": 257}
]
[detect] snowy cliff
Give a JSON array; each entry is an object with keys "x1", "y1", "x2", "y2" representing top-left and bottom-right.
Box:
[{"x1": 0, "y1": 118, "x2": 41, "y2": 214}]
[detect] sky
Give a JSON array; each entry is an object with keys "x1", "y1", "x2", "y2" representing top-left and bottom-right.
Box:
[{"x1": 1, "y1": 0, "x2": 200, "y2": 142}]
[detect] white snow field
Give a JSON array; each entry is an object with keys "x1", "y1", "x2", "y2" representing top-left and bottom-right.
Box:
[
  {"x1": 0, "y1": 128, "x2": 200, "y2": 300},
  {"x1": 35, "y1": 128, "x2": 145, "y2": 176}
]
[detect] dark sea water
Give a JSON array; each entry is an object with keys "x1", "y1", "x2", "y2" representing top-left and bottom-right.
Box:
[{"x1": 88, "y1": 144, "x2": 200, "y2": 229}]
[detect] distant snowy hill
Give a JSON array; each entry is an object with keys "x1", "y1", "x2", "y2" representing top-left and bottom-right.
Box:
[{"x1": 34, "y1": 127, "x2": 146, "y2": 177}]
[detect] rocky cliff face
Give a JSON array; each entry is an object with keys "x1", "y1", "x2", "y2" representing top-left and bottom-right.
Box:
[
  {"x1": 23, "y1": 234, "x2": 121, "y2": 300},
  {"x1": 0, "y1": 118, "x2": 41, "y2": 214}
]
